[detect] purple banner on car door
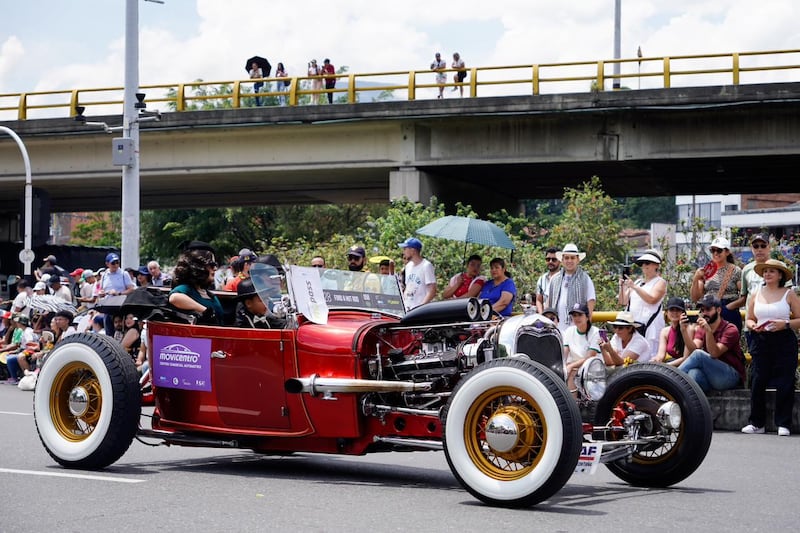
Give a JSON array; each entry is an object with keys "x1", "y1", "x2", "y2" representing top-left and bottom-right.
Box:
[{"x1": 152, "y1": 335, "x2": 212, "y2": 392}]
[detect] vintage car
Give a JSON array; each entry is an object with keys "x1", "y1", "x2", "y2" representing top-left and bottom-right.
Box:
[{"x1": 33, "y1": 263, "x2": 712, "y2": 508}]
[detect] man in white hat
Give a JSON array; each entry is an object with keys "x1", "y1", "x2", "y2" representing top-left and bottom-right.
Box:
[
  {"x1": 78, "y1": 270, "x2": 98, "y2": 309},
  {"x1": 547, "y1": 243, "x2": 596, "y2": 332}
]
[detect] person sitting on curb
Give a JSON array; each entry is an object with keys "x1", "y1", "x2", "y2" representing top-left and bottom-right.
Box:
[{"x1": 677, "y1": 294, "x2": 745, "y2": 393}]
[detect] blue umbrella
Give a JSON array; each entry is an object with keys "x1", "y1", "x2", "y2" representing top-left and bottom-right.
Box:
[{"x1": 416, "y1": 216, "x2": 516, "y2": 250}]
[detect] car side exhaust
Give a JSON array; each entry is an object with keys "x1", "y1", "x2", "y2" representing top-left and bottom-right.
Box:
[{"x1": 285, "y1": 374, "x2": 433, "y2": 395}]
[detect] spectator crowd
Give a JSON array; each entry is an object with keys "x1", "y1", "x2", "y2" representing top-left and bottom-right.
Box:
[{"x1": 2, "y1": 233, "x2": 797, "y2": 436}]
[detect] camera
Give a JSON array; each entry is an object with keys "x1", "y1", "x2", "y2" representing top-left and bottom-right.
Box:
[{"x1": 687, "y1": 314, "x2": 699, "y2": 324}]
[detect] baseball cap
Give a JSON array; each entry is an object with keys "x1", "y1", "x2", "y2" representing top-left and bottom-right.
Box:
[
  {"x1": 43, "y1": 255, "x2": 57, "y2": 264},
  {"x1": 70, "y1": 268, "x2": 84, "y2": 277},
  {"x1": 665, "y1": 297, "x2": 686, "y2": 311},
  {"x1": 105, "y1": 252, "x2": 120, "y2": 263},
  {"x1": 346, "y1": 245, "x2": 366, "y2": 258},
  {"x1": 238, "y1": 249, "x2": 257, "y2": 263},
  {"x1": 709, "y1": 237, "x2": 731, "y2": 251},
  {"x1": 568, "y1": 303, "x2": 590, "y2": 316},
  {"x1": 47, "y1": 276, "x2": 62, "y2": 285},
  {"x1": 697, "y1": 294, "x2": 722, "y2": 309},
  {"x1": 398, "y1": 237, "x2": 423, "y2": 250},
  {"x1": 82, "y1": 269, "x2": 95, "y2": 279},
  {"x1": 33, "y1": 281, "x2": 47, "y2": 291},
  {"x1": 137, "y1": 265, "x2": 150, "y2": 276},
  {"x1": 542, "y1": 307, "x2": 558, "y2": 317},
  {"x1": 750, "y1": 233, "x2": 768, "y2": 244}
]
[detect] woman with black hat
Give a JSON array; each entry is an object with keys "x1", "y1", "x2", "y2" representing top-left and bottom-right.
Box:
[{"x1": 742, "y1": 259, "x2": 800, "y2": 436}]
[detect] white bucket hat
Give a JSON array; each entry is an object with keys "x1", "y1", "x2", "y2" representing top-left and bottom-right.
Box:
[{"x1": 556, "y1": 243, "x2": 586, "y2": 261}]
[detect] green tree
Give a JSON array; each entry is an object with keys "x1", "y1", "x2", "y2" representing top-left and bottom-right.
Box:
[
  {"x1": 618, "y1": 196, "x2": 677, "y2": 228},
  {"x1": 545, "y1": 176, "x2": 625, "y2": 310},
  {"x1": 70, "y1": 212, "x2": 121, "y2": 247}
]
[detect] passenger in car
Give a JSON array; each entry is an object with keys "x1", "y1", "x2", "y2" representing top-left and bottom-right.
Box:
[
  {"x1": 169, "y1": 247, "x2": 224, "y2": 326},
  {"x1": 234, "y1": 278, "x2": 286, "y2": 329}
]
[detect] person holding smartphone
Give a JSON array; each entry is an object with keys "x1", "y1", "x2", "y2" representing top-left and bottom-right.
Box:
[
  {"x1": 618, "y1": 249, "x2": 667, "y2": 357},
  {"x1": 653, "y1": 297, "x2": 696, "y2": 367},
  {"x1": 742, "y1": 259, "x2": 800, "y2": 436}
]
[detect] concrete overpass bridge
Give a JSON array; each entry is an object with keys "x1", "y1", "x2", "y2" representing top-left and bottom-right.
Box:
[{"x1": 2, "y1": 52, "x2": 800, "y2": 216}]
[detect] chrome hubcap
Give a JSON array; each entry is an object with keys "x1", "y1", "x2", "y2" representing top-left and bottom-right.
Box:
[
  {"x1": 68, "y1": 387, "x2": 89, "y2": 417},
  {"x1": 485, "y1": 412, "x2": 519, "y2": 452}
]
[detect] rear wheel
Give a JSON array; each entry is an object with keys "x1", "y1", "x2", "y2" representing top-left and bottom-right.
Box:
[
  {"x1": 594, "y1": 363, "x2": 712, "y2": 487},
  {"x1": 34, "y1": 333, "x2": 141, "y2": 469},
  {"x1": 442, "y1": 359, "x2": 582, "y2": 507}
]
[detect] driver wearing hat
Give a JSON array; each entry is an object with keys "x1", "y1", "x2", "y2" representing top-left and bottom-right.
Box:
[{"x1": 547, "y1": 243, "x2": 596, "y2": 332}]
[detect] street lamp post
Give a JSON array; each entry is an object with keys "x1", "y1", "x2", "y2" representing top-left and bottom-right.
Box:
[
  {"x1": 613, "y1": 0, "x2": 621, "y2": 90},
  {"x1": 0, "y1": 126, "x2": 34, "y2": 277},
  {"x1": 121, "y1": 0, "x2": 141, "y2": 270}
]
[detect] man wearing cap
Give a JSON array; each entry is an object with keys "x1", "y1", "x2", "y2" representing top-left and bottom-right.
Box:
[
  {"x1": 547, "y1": 243, "x2": 596, "y2": 332},
  {"x1": 535, "y1": 247, "x2": 561, "y2": 313},
  {"x1": 35, "y1": 254, "x2": 66, "y2": 282},
  {"x1": 678, "y1": 294, "x2": 745, "y2": 393},
  {"x1": 343, "y1": 245, "x2": 381, "y2": 293},
  {"x1": 49, "y1": 276, "x2": 73, "y2": 304},
  {"x1": 100, "y1": 253, "x2": 135, "y2": 298},
  {"x1": 234, "y1": 278, "x2": 286, "y2": 329},
  {"x1": 398, "y1": 237, "x2": 436, "y2": 310},
  {"x1": 728, "y1": 233, "x2": 786, "y2": 342},
  {"x1": 69, "y1": 268, "x2": 84, "y2": 302},
  {"x1": 79, "y1": 270, "x2": 98, "y2": 309}
]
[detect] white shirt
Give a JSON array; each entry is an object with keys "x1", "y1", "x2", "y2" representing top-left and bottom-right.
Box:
[
  {"x1": 610, "y1": 331, "x2": 652, "y2": 362},
  {"x1": 627, "y1": 276, "x2": 666, "y2": 355},
  {"x1": 562, "y1": 325, "x2": 602, "y2": 364},
  {"x1": 403, "y1": 259, "x2": 436, "y2": 310},
  {"x1": 12, "y1": 291, "x2": 31, "y2": 315}
]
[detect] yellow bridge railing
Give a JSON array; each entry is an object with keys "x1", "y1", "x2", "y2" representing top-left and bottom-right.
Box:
[{"x1": 2, "y1": 49, "x2": 799, "y2": 120}]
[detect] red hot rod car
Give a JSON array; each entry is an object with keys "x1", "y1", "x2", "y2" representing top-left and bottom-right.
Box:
[{"x1": 34, "y1": 263, "x2": 712, "y2": 507}]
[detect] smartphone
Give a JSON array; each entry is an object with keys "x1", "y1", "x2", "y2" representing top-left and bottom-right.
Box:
[
  {"x1": 622, "y1": 265, "x2": 631, "y2": 278},
  {"x1": 599, "y1": 330, "x2": 608, "y2": 342}
]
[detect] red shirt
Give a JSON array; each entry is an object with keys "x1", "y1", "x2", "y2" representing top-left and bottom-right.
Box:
[
  {"x1": 450, "y1": 273, "x2": 486, "y2": 298},
  {"x1": 322, "y1": 63, "x2": 335, "y2": 80}
]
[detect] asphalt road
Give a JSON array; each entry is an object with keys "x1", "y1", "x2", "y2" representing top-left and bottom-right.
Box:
[{"x1": 1, "y1": 384, "x2": 797, "y2": 532}]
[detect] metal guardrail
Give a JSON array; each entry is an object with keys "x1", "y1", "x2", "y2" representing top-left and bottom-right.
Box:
[{"x1": 2, "y1": 49, "x2": 799, "y2": 120}]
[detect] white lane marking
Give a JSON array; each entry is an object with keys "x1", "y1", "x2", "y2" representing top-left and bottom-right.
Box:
[
  {"x1": 0, "y1": 468, "x2": 146, "y2": 483},
  {"x1": 0, "y1": 411, "x2": 33, "y2": 416}
]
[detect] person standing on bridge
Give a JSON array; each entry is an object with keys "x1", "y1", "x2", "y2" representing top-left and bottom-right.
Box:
[
  {"x1": 451, "y1": 52, "x2": 467, "y2": 97},
  {"x1": 249, "y1": 61, "x2": 264, "y2": 107},
  {"x1": 308, "y1": 59, "x2": 323, "y2": 105},
  {"x1": 322, "y1": 59, "x2": 336, "y2": 104},
  {"x1": 431, "y1": 52, "x2": 447, "y2": 99}
]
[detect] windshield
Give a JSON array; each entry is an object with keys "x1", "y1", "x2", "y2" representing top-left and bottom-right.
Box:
[{"x1": 250, "y1": 264, "x2": 405, "y2": 323}]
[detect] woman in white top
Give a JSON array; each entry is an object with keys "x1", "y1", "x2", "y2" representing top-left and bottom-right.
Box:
[
  {"x1": 742, "y1": 259, "x2": 800, "y2": 436},
  {"x1": 308, "y1": 60, "x2": 323, "y2": 105},
  {"x1": 599, "y1": 311, "x2": 652, "y2": 365},
  {"x1": 619, "y1": 249, "x2": 666, "y2": 357}
]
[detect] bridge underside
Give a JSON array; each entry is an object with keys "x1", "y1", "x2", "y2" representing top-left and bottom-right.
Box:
[{"x1": 1, "y1": 82, "x2": 799, "y2": 214}]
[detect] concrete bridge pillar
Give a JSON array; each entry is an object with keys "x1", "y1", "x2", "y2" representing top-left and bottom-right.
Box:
[{"x1": 389, "y1": 167, "x2": 437, "y2": 205}]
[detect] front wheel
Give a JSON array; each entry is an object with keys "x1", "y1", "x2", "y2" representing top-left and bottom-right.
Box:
[
  {"x1": 34, "y1": 333, "x2": 141, "y2": 469},
  {"x1": 442, "y1": 359, "x2": 582, "y2": 508},
  {"x1": 594, "y1": 363, "x2": 712, "y2": 487}
]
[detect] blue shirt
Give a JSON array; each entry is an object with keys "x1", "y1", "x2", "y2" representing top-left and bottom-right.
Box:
[{"x1": 480, "y1": 277, "x2": 517, "y2": 317}]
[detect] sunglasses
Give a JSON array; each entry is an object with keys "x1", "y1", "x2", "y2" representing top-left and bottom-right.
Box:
[
  {"x1": 110, "y1": 260, "x2": 120, "y2": 265},
  {"x1": 709, "y1": 248, "x2": 724, "y2": 254},
  {"x1": 638, "y1": 261, "x2": 655, "y2": 265},
  {"x1": 545, "y1": 257, "x2": 559, "y2": 262},
  {"x1": 751, "y1": 243, "x2": 768, "y2": 249},
  {"x1": 347, "y1": 255, "x2": 361, "y2": 261},
  {"x1": 311, "y1": 264, "x2": 324, "y2": 268}
]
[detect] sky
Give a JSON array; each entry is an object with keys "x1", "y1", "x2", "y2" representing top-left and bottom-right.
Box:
[{"x1": 1, "y1": 0, "x2": 799, "y2": 116}]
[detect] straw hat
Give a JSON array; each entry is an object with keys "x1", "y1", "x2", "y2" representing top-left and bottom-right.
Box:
[
  {"x1": 754, "y1": 258, "x2": 793, "y2": 281},
  {"x1": 607, "y1": 311, "x2": 642, "y2": 328}
]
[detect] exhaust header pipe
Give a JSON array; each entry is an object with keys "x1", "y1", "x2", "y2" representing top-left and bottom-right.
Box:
[{"x1": 285, "y1": 374, "x2": 432, "y2": 395}]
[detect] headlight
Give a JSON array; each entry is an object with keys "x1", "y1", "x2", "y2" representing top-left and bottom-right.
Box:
[
  {"x1": 577, "y1": 357, "x2": 607, "y2": 400},
  {"x1": 656, "y1": 401, "x2": 682, "y2": 429}
]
